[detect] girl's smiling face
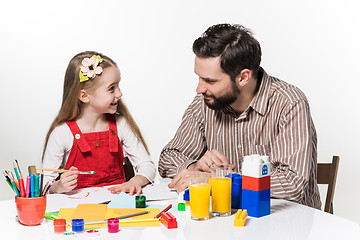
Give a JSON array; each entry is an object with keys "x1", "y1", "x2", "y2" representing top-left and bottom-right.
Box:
[{"x1": 86, "y1": 66, "x2": 122, "y2": 115}]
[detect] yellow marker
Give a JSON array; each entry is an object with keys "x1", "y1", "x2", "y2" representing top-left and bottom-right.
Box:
[{"x1": 234, "y1": 209, "x2": 248, "y2": 227}]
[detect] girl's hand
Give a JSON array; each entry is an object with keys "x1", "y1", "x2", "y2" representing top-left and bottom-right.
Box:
[
  {"x1": 50, "y1": 166, "x2": 79, "y2": 193},
  {"x1": 108, "y1": 175, "x2": 149, "y2": 196}
]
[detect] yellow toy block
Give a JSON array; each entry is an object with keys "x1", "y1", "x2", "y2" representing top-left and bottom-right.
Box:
[{"x1": 234, "y1": 209, "x2": 248, "y2": 227}]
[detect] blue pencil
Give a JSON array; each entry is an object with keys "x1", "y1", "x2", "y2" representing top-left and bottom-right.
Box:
[
  {"x1": 3, "y1": 172, "x2": 14, "y2": 191},
  {"x1": 43, "y1": 182, "x2": 51, "y2": 195}
]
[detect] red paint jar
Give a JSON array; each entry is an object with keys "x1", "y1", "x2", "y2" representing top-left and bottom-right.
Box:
[{"x1": 53, "y1": 218, "x2": 66, "y2": 233}]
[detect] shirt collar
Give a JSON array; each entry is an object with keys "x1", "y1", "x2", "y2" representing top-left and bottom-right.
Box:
[
  {"x1": 221, "y1": 67, "x2": 271, "y2": 119},
  {"x1": 248, "y1": 67, "x2": 271, "y2": 116}
]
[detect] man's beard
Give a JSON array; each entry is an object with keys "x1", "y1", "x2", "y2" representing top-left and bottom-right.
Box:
[{"x1": 203, "y1": 82, "x2": 240, "y2": 110}]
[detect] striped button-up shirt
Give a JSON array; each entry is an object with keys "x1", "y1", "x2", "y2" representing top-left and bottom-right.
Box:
[{"x1": 159, "y1": 68, "x2": 321, "y2": 209}]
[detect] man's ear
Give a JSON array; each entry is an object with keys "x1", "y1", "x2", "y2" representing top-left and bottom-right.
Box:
[
  {"x1": 79, "y1": 90, "x2": 90, "y2": 103},
  {"x1": 236, "y1": 69, "x2": 252, "y2": 87}
]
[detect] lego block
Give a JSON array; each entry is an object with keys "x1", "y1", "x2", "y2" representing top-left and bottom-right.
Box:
[
  {"x1": 234, "y1": 209, "x2": 248, "y2": 227},
  {"x1": 242, "y1": 155, "x2": 271, "y2": 178},
  {"x1": 242, "y1": 175, "x2": 270, "y2": 191},
  {"x1": 160, "y1": 212, "x2": 178, "y2": 229},
  {"x1": 177, "y1": 203, "x2": 186, "y2": 211},
  {"x1": 135, "y1": 195, "x2": 146, "y2": 208},
  {"x1": 231, "y1": 174, "x2": 242, "y2": 209},
  {"x1": 183, "y1": 189, "x2": 190, "y2": 201},
  {"x1": 242, "y1": 189, "x2": 270, "y2": 218}
]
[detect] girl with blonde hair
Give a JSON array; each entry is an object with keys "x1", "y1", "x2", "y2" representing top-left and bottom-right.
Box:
[{"x1": 42, "y1": 51, "x2": 155, "y2": 195}]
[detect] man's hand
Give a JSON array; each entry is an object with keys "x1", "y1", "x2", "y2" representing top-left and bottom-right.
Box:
[
  {"x1": 188, "y1": 149, "x2": 235, "y2": 172},
  {"x1": 168, "y1": 149, "x2": 235, "y2": 193},
  {"x1": 168, "y1": 169, "x2": 193, "y2": 193}
]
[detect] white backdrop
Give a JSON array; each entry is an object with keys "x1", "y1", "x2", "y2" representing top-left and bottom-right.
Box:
[{"x1": 1, "y1": 0, "x2": 359, "y2": 224}]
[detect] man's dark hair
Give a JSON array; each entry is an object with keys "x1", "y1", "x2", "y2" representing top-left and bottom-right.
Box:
[{"x1": 193, "y1": 24, "x2": 262, "y2": 81}]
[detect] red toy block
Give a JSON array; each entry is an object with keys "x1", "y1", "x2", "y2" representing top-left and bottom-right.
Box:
[
  {"x1": 160, "y1": 212, "x2": 178, "y2": 229},
  {"x1": 242, "y1": 175, "x2": 270, "y2": 191}
]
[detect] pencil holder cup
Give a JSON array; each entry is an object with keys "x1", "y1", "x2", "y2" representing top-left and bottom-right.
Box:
[{"x1": 15, "y1": 196, "x2": 47, "y2": 226}]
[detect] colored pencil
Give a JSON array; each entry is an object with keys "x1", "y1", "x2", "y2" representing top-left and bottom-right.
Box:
[
  {"x1": 118, "y1": 218, "x2": 160, "y2": 224},
  {"x1": 154, "y1": 204, "x2": 172, "y2": 218},
  {"x1": 7, "y1": 170, "x2": 19, "y2": 190},
  {"x1": 39, "y1": 172, "x2": 44, "y2": 196},
  {"x1": 85, "y1": 218, "x2": 159, "y2": 225},
  {"x1": 15, "y1": 160, "x2": 24, "y2": 179},
  {"x1": 13, "y1": 163, "x2": 20, "y2": 180},
  {"x1": 117, "y1": 211, "x2": 150, "y2": 219},
  {"x1": 41, "y1": 182, "x2": 49, "y2": 196},
  {"x1": 3, "y1": 172, "x2": 14, "y2": 191},
  {"x1": 8, "y1": 171, "x2": 20, "y2": 197},
  {"x1": 43, "y1": 182, "x2": 52, "y2": 195}
]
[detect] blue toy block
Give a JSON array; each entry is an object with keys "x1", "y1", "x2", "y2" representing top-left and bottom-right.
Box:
[
  {"x1": 231, "y1": 174, "x2": 242, "y2": 209},
  {"x1": 183, "y1": 189, "x2": 190, "y2": 201},
  {"x1": 242, "y1": 188, "x2": 270, "y2": 218}
]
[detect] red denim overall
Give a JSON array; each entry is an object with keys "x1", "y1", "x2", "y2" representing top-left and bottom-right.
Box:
[{"x1": 65, "y1": 114, "x2": 125, "y2": 189}]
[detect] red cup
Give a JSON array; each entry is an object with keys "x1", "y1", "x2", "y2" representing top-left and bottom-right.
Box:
[{"x1": 15, "y1": 196, "x2": 47, "y2": 225}]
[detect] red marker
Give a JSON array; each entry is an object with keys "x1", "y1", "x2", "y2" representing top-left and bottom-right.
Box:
[
  {"x1": 154, "y1": 204, "x2": 172, "y2": 219},
  {"x1": 18, "y1": 178, "x2": 25, "y2": 197}
]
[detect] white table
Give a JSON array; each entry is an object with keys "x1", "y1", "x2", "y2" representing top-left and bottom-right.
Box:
[{"x1": 1, "y1": 186, "x2": 359, "y2": 240}]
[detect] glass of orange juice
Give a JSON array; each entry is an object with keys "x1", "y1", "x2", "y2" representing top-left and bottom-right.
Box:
[
  {"x1": 211, "y1": 164, "x2": 232, "y2": 217},
  {"x1": 189, "y1": 174, "x2": 211, "y2": 220}
]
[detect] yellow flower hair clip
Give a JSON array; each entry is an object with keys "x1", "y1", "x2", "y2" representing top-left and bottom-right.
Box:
[{"x1": 79, "y1": 55, "x2": 103, "y2": 82}]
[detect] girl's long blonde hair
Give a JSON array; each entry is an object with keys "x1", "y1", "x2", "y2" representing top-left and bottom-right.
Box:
[{"x1": 42, "y1": 51, "x2": 149, "y2": 160}]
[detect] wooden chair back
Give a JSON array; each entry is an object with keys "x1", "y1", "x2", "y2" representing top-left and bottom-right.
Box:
[
  {"x1": 123, "y1": 156, "x2": 135, "y2": 182},
  {"x1": 317, "y1": 156, "x2": 340, "y2": 214}
]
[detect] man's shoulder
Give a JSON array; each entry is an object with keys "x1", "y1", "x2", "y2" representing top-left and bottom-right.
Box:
[
  {"x1": 268, "y1": 76, "x2": 308, "y2": 105},
  {"x1": 186, "y1": 94, "x2": 206, "y2": 112}
]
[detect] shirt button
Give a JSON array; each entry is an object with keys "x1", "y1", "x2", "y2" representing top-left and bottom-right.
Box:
[
  {"x1": 75, "y1": 134, "x2": 80, "y2": 139},
  {"x1": 96, "y1": 142, "x2": 100, "y2": 147},
  {"x1": 111, "y1": 130, "x2": 116, "y2": 135},
  {"x1": 238, "y1": 144, "x2": 241, "y2": 148}
]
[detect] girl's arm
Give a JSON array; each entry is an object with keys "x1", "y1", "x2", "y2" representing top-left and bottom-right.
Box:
[
  {"x1": 118, "y1": 116, "x2": 156, "y2": 182},
  {"x1": 108, "y1": 117, "x2": 156, "y2": 195},
  {"x1": 42, "y1": 124, "x2": 75, "y2": 193}
]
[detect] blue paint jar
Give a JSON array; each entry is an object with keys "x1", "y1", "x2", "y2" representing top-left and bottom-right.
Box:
[
  {"x1": 231, "y1": 174, "x2": 242, "y2": 209},
  {"x1": 72, "y1": 219, "x2": 84, "y2": 232}
]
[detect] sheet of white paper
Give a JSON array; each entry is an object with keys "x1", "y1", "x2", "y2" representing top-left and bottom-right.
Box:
[
  {"x1": 46, "y1": 186, "x2": 116, "y2": 212},
  {"x1": 45, "y1": 179, "x2": 179, "y2": 212},
  {"x1": 142, "y1": 178, "x2": 178, "y2": 201}
]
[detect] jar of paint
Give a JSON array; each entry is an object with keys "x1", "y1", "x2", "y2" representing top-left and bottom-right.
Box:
[
  {"x1": 107, "y1": 218, "x2": 119, "y2": 233},
  {"x1": 72, "y1": 218, "x2": 84, "y2": 232},
  {"x1": 53, "y1": 218, "x2": 66, "y2": 233}
]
